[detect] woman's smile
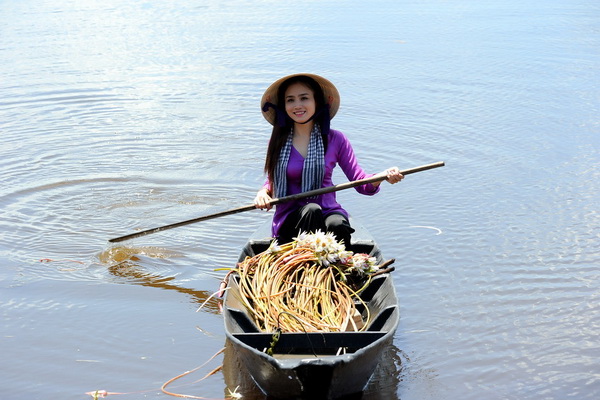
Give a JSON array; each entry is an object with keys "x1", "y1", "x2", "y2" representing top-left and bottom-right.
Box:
[{"x1": 285, "y1": 82, "x2": 316, "y2": 124}]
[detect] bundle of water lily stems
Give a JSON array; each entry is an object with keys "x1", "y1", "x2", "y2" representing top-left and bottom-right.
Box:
[{"x1": 231, "y1": 231, "x2": 390, "y2": 333}]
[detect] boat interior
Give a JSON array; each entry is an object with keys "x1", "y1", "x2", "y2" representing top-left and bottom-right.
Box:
[{"x1": 225, "y1": 237, "x2": 399, "y2": 357}]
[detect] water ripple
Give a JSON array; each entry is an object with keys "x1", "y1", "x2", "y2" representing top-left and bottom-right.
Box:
[{"x1": 1, "y1": 0, "x2": 599, "y2": 399}]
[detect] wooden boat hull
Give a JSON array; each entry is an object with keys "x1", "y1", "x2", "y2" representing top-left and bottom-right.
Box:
[{"x1": 223, "y1": 223, "x2": 399, "y2": 399}]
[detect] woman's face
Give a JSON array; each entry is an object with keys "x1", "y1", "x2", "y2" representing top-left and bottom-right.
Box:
[{"x1": 284, "y1": 82, "x2": 316, "y2": 125}]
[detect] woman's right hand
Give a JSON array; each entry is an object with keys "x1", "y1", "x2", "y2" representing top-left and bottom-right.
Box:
[{"x1": 254, "y1": 188, "x2": 273, "y2": 211}]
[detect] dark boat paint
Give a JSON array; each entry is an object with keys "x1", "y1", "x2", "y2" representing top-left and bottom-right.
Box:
[{"x1": 223, "y1": 223, "x2": 399, "y2": 399}]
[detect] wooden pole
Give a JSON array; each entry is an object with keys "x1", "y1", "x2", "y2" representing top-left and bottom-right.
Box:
[{"x1": 108, "y1": 161, "x2": 444, "y2": 243}]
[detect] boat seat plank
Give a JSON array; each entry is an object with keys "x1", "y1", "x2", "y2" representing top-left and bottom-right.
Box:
[{"x1": 232, "y1": 331, "x2": 386, "y2": 354}]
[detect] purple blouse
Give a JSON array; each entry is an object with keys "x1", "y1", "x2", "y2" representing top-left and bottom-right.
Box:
[{"x1": 263, "y1": 129, "x2": 380, "y2": 237}]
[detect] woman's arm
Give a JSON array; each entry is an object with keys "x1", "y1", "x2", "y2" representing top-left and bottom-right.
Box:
[
  {"x1": 333, "y1": 130, "x2": 403, "y2": 192},
  {"x1": 332, "y1": 130, "x2": 380, "y2": 195}
]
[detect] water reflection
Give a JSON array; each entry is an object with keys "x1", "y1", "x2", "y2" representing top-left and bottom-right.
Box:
[
  {"x1": 363, "y1": 344, "x2": 407, "y2": 400},
  {"x1": 101, "y1": 246, "x2": 222, "y2": 314}
]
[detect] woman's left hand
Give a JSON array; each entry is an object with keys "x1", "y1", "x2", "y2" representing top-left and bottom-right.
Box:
[
  {"x1": 384, "y1": 166, "x2": 404, "y2": 184},
  {"x1": 373, "y1": 167, "x2": 404, "y2": 187}
]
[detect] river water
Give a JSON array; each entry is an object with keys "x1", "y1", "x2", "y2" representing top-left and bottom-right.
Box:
[{"x1": 1, "y1": 0, "x2": 598, "y2": 399}]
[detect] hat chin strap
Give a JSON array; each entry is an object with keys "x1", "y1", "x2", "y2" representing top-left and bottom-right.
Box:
[
  {"x1": 262, "y1": 102, "x2": 288, "y2": 127},
  {"x1": 307, "y1": 105, "x2": 331, "y2": 134}
]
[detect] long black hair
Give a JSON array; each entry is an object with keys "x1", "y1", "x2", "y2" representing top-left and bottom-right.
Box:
[{"x1": 263, "y1": 75, "x2": 330, "y2": 190}]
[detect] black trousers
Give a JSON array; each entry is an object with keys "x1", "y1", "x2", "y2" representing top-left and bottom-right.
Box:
[{"x1": 277, "y1": 203, "x2": 355, "y2": 246}]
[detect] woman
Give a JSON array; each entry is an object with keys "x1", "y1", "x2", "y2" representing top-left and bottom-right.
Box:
[{"x1": 254, "y1": 73, "x2": 403, "y2": 245}]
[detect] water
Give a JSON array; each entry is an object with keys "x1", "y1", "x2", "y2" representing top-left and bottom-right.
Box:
[{"x1": 1, "y1": 0, "x2": 598, "y2": 399}]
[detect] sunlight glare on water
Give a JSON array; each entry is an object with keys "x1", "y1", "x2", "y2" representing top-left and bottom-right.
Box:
[{"x1": 1, "y1": 0, "x2": 598, "y2": 399}]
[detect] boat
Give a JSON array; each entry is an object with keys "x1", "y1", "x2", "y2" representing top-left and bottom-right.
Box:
[{"x1": 222, "y1": 221, "x2": 400, "y2": 399}]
